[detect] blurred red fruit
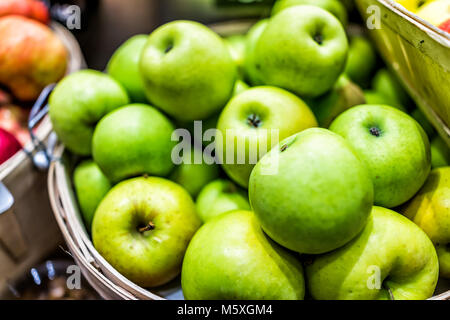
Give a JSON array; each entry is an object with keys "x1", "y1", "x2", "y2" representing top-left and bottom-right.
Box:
[
  {"x1": 0, "y1": 16, "x2": 68, "y2": 101},
  {"x1": 0, "y1": 0, "x2": 49, "y2": 24},
  {"x1": 0, "y1": 127, "x2": 22, "y2": 164},
  {"x1": 438, "y1": 18, "x2": 450, "y2": 33}
]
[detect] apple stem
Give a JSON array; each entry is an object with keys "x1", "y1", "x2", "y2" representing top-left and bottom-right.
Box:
[{"x1": 138, "y1": 222, "x2": 155, "y2": 233}]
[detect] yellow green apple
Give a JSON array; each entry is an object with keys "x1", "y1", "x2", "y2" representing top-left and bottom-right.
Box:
[{"x1": 181, "y1": 210, "x2": 305, "y2": 300}]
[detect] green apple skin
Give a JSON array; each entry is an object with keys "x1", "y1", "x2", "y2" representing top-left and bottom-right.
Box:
[
  {"x1": 243, "y1": 19, "x2": 268, "y2": 86},
  {"x1": 73, "y1": 160, "x2": 112, "y2": 231},
  {"x1": 253, "y1": 6, "x2": 348, "y2": 98},
  {"x1": 411, "y1": 108, "x2": 436, "y2": 138},
  {"x1": 400, "y1": 167, "x2": 450, "y2": 279},
  {"x1": 224, "y1": 34, "x2": 246, "y2": 78},
  {"x1": 92, "y1": 104, "x2": 176, "y2": 183},
  {"x1": 308, "y1": 75, "x2": 365, "y2": 128},
  {"x1": 196, "y1": 179, "x2": 250, "y2": 223},
  {"x1": 181, "y1": 210, "x2": 305, "y2": 300},
  {"x1": 431, "y1": 135, "x2": 450, "y2": 168},
  {"x1": 140, "y1": 20, "x2": 237, "y2": 122},
  {"x1": 92, "y1": 176, "x2": 201, "y2": 287},
  {"x1": 372, "y1": 69, "x2": 411, "y2": 109},
  {"x1": 271, "y1": 0, "x2": 348, "y2": 26},
  {"x1": 107, "y1": 35, "x2": 148, "y2": 103},
  {"x1": 49, "y1": 70, "x2": 129, "y2": 155},
  {"x1": 232, "y1": 79, "x2": 249, "y2": 97},
  {"x1": 330, "y1": 104, "x2": 431, "y2": 208},
  {"x1": 216, "y1": 86, "x2": 318, "y2": 188},
  {"x1": 306, "y1": 206, "x2": 439, "y2": 300},
  {"x1": 249, "y1": 128, "x2": 374, "y2": 254},
  {"x1": 344, "y1": 36, "x2": 377, "y2": 87},
  {"x1": 169, "y1": 147, "x2": 220, "y2": 198},
  {"x1": 363, "y1": 90, "x2": 407, "y2": 112}
]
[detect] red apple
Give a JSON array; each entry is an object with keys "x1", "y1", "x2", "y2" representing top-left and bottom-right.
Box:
[
  {"x1": 0, "y1": 128, "x2": 21, "y2": 164},
  {"x1": 0, "y1": 0, "x2": 49, "y2": 24}
]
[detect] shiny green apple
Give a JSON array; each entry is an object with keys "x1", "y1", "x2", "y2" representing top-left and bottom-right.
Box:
[
  {"x1": 92, "y1": 104, "x2": 176, "y2": 183},
  {"x1": 107, "y1": 35, "x2": 148, "y2": 103},
  {"x1": 73, "y1": 160, "x2": 112, "y2": 231},
  {"x1": 140, "y1": 20, "x2": 236, "y2": 121},
  {"x1": 216, "y1": 86, "x2": 318, "y2": 188},
  {"x1": 306, "y1": 206, "x2": 439, "y2": 300},
  {"x1": 92, "y1": 176, "x2": 201, "y2": 287},
  {"x1": 196, "y1": 179, "x2": 250, "y2": 223},
  {"x1": 249, "y1": 128, "x2": 373, "y2": 254},
  {"x1": 330, "y1": 104, "x2": 431, "y2": 208},
  {"x1": 49, "y1": 70, "x2": 129, "y2": 155},
  {"x1": 253, "y1": 6, "x2": 348, "y2": 98},
  {"x1": 181, "y1": 210, "x2": 305, "y2": 300}
]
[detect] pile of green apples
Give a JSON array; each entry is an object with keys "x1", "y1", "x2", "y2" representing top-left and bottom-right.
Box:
[{"x1": 48, "y1": 0, "x2": 450, "y2": 300}]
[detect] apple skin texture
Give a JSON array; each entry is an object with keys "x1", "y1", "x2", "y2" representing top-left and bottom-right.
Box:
[
  {"x1": 249, "y1": 128, "x2": 374, "y2": 254},
  {"x1": 372, "y1": 69, "x2": 410, "y2": 109},
  {"x1": 181, "y1": 210, "x2": 305, "y2": 300},
  {"x1": 169, "y1": 147, "x2": 220, "y2": 198},
  {"x1": 244, "y1": 19, "x2": 268, "y2": 86},
  {"x1": 92, "y1": 104, "x2": 176, "y2": 183},
  {"x1": 73, "y1": 160, "x2": 112, "y2": 231},
  {"x1": 216, "y1": 86, "x2": 318, "y2": 188},
  {"x1": 330, "y1": 104, "x2": 431, "y2": 208},
  {"x1": 107, "y1": 34, "x2": 148, "y2": 103},
  {"x1": 306, "y1": 206, "x2": 439, "y2": 300},
  {"x1": 253, "y1": 6, "x2": 348, "y2": 98},
  {"x1": 49, "y1": 70, "x2": 129, "y2": 156},
  {"x1": 271, "y1": 0, "x2": 348, "y2": 26},
  {"x1": 140, "y1": 20, "x2": 237, "y2": 121},
  {"x1": 400, "y1": 167, "x2": 450, "y2": 279},
  {"x1": 196, "y1": 179, "x2": 250, "y2": 223},
  {"x1": 344, "y1": 36, "x2": 377, "y2": 87},
  {"x1": 92, "y1": 176, "x2": 201, "y2": 288}
]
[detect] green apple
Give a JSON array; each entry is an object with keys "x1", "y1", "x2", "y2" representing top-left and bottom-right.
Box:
[
  {"x1": 92, "y1": 104, "x2": 176, "y2": 183},
  {"x1": 400, "y1": 167, "x2": 450, "y2": 279},
  {"x1": 232, "y1": 79, "x2": 249, "y2": 96},
  {"x1": 216, "y1": 86, "x2": 318, "y2": 188},
  {"x1": 372, "y1": 68, "x2": 411, "y2": 109},
  {"x1": 431, "y1": 135, "x2": 450, "y2": 168},
  {"x1": 196, "y1": 179, "x2": 250, "y2": 223},
  {"x1": 107, "y1": 35, "x2": 148, "y2": 103},
  {"x1": 92, "y1": 176, "x2": 201, "y2": 287},
  {"x1": 181, "y1": 210, "x2": 305, "y2": 300},
  {"x1": 49, "y1": 70, "x2": 129, "y2": 155},
  {"x1": 308, "y1": 75, "x2": 365, "y2": 128},
  {"x1": 249, "y1": 128, "x2": 373, "y2": 254},
  {"x1": 254, "y1": 6, "x2": 348, "y2": 98},
  {"x1": 271, "y1": 0, "x2": 348, "y2": 26},
  {"x1": 140, "y1": 20, "x2": 237, "y2": 121},
  {"x1": 73, "y1": 160, "x2": 112, "y2": 231},
  {"x1": 363, "y1": 90, "x2": 407, "y2": 112},
  {"x1": 330, "y1": 104, "x2": 431, "y2": 208},
  {"x1": 411, "y1": 108, "x2": 436, "y2": 138},
  {"x1": 306, "y1": 206, "x2": 439, "y2": 300},
  {"x1": 344, "y1": 36, "x2": 377, "y2": 87},
  {"x1": 224, "y1": 34, "x2": 246, "y2": 78},
  {"x1": 169, "y1": 147, "x2": 220, "y2": 198},
  {"x1": 243, "y1": 19, "x2": 268, "y2": 86}
]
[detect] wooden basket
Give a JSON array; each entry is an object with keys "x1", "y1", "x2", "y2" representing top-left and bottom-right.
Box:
[{"x1": 0, "y1": 22, "x2": 85, "y2": 296}]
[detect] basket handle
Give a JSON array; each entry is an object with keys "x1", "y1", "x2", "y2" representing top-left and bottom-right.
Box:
[{"x1": 26, "y1": 84, "x2": 58, "y2": 171}]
